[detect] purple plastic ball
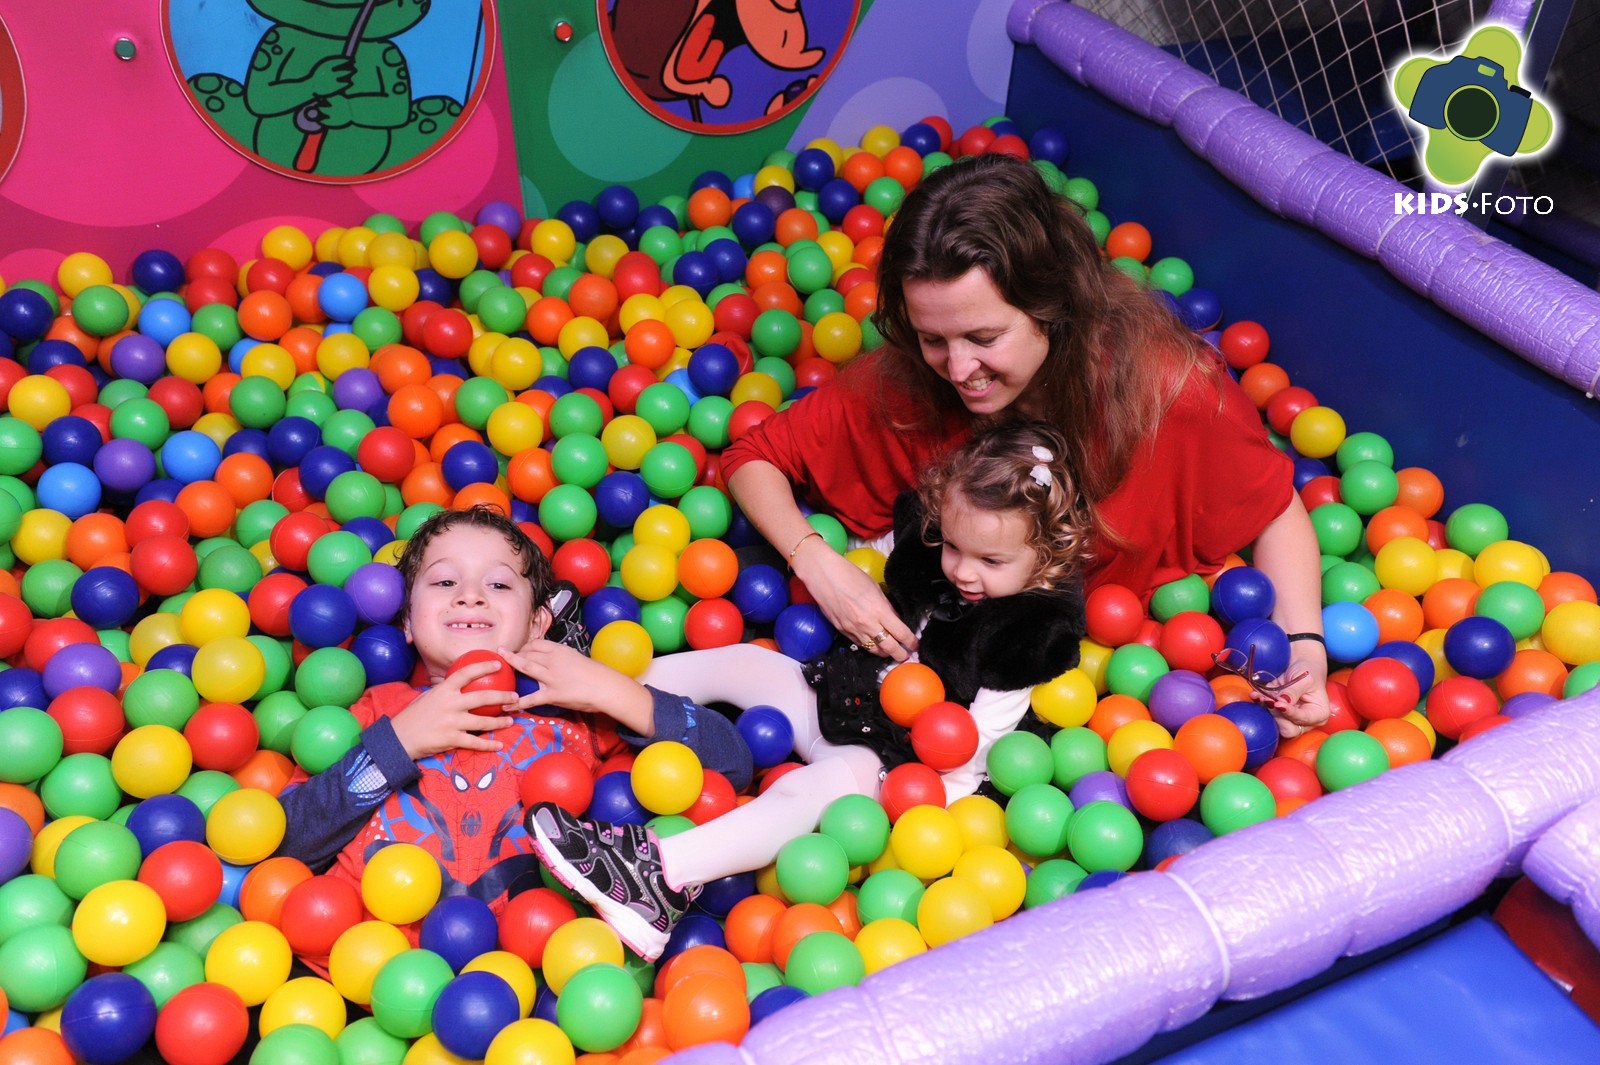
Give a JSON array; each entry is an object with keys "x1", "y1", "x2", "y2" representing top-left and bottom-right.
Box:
[
  {"x1": 43, "y1": 642, "x2": 124, "y2": 698},
  {"x1": 0, "y1": 808, "x2": 31, "y2": 882},
  {"x1": 332, "y1": 367, "x2": 385, "y2": 413},
  {"x1": 109, "y1": 333, "x2": 168, "y2": 384},
  {"x1": 1068, "y1": 770, "x2": 1131, "y2": 811},
  {"x1": 476, "y1": 200, "x2": 524, "y2": 234},
  {"x1": 1501, "y1": 691, "x2": 1558, "y2": 719},
  {"x1": 1146, "y1": 670, "x2": 1216, "y2": 731},
  {"x1": 346, "y1": 562, "x2": 405, "y2": 625}
]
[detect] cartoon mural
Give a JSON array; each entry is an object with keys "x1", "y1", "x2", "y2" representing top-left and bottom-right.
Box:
[
  {"x1": 601, "y1": 0, "x2": 860, "y2": 133},
  {"x1": 163, "y1": 0, "x2": 496, "y2": 181}
]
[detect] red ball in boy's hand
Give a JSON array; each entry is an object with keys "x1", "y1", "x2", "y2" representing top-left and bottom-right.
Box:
[{"x1": 448, "y1": 650, "x2": 516, "y2": 714}]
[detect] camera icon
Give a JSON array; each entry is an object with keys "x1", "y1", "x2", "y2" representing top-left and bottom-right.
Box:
[{"x1": 1407, "y1": 54, "x2": 1534, "y2": 157}]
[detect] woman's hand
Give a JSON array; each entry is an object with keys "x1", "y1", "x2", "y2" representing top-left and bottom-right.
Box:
[
  {"x1": 1259, "y1": 642, "x2": 1331, "y2": 738},
  {"x1": 500, "y1": 641, "x2": 656, "y2": 736},
  {"x1": 390, "y1": 660, "x2": 526, "y2": 759},
  {"x1": 794, "y1": 542, "x2": 917, "y2": 661}
]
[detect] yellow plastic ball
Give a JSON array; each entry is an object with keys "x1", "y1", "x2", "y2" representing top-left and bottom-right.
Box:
[
  {"x1": 755, "y1": 861, "x2": 784, "y2": 900},
  {"x1": 1373, "y1": 536, "x2": 1438, "y2": 597},
  {"x1": 1031, "y1": 667, "x2": 1097, "y2": 728},
  {"x1": 205, "y1": 920, "x2": 293, "y2": 1007},
  {"x1": 859, "y1": 124, "x2": 901, "y2": 158},
  {"x1": 192, "y1": 636, "x2": 268, "y2": 704},
  {"x1": 1106, "y1": 719, "x2": 1174, "y2": 777},
  {"x1": 951, "y1": 845, "x2": 1027, "y2": 920},
  {"x1": 557, "y1": 316, "x2": 609, "y2": 359},
  {"x1": 58, "y1": 252, "x2": 113, "y2": 297},
  {"x1": 590, "y1": 620, "x2": 654, "y2": 677},
  {"x1": 805, "y1": 137, "x2": 845, "y2": 170},
  {"x1": 630, "y1": 740, "x2": 704, "y2": 816},
  {"x1": 865, "y1": 845, "x2": 900, "y2": 876},
  {"x1": 361, "y1": 843, "x2": 443, "y2": 926},
  {"x1": 1472, "y1": 539, "x2": 1547, "y2": 588},
  {"x1": 1542, "y1": 600, "x2": 1600, "y2": 665},
  {"x1": 633, "y1": 504, "x2": 691, "y2": 553},
  {"x1": 811, "y1": 313, "x2": 863, "y2": 364},
  {"x1": 130, "y1": 612, "x2": 184, "y2": 666},
  {"x1": 1402, "y1": 710, "x2": 1439, "y2": 752},
  {"x1": 315, "y1": 228, "x2": 347, "y2": 263},
  {"x1": 112, "y1": 724, "x2": 193, "y2": 799},
  {"x1": 540, "y1": 918, "x2": 622, "y2": 994},
  {"x1": 367, "y1": 231, "x2": 418, "y2": 270},
  {"x1": 600, "y1": 415, "x2": 657, "y2": 471},
  {"x1": 889, "y1": 805, "x2": 963, "y2": 880},
  {"x1": 429, "y1": 230, "x2": 480, "y2": 280},
  {"x1": 32, "y1": 815, "x2": 94, "y2": 877},
  {"x1": 193, "y1": 413, "x2": 241, "y2": 453},
  {"x1": 405, "y1": 1033, "x2": 473, "y2": 1065},
  {"x1": 487, "y1": 403, "x2": 545, "y2": 457},
  {"x1": 947, "y1": 794, "x2": 1009, "y2": 851},
  {"x1": 485, "y1": 1018, "x2": 576, "y2": 1065},
  {"x1": 656, "y1": 346, "x2": 693, "y2": 378},
  {"x1": 618, "y1": 293, "x2": 664, "y2": 332},
  {"x1": 530, "y1": 220, "x2": 577, "y2": 266},
  {"x1": 72, "y1": 880, "x2": 166, "y2": 966},
  {"x1": 753, "y1": 164, "x2": 796, "y2": 193},
  {"x1": 730, "y1": 371, "x2": 783, "y2": 409},
  {"x1": 369, "y1": 265, "x2": 421, "y2": 313},
  {"x1": 468, "y1": 331, "x2": 505, "y2": 378},
  {"x1": 463, "y1": 952, "x2": 537, "y2": 1017},
  {"x1": 816, "y1": 231, "x2": 856, "y2": 273},
  {"x1": 490, "y1": 337, "x2": 542, "y2": 392},
  {"x1": 8, "y1": 375, "x2": 71, "y2": 432},
  {"x1": 1434, "y1": 548, "x2": 1475, "y2": 582},
  {"x1": 337, "y1": 226, "x2": 379, "y2": 268},
  {"x1": 844, "y1": 546, "x2": 886, "y2": 585},
  {"x1": 262, "y1": 226, "x2": 315, "y2": 270},
  {"x1": 260, "y1": 976, "x2": 348, "y2": 1039},
  {"x1": 316, "y1": 332, "x2": 371, "y2": 380},
  {"x1": 13, "y1": 508, "x2": 71, "y2": 565},
  {"x1": 1415, "y1": 628, "x2": 1458, "y2": 685},
  {"x1": 664, "y1": 301, "x2": 715, "y2": 349},
  {"x1": 167, "y1": 332, "x2": 224, "y2": 384},
  {"x1": 619, "y1": 545, "x2": 679, "y2": 603},
  {"x1": 241, "y1": 343, "x2": 297, "y2": 389},
  {"x1": 207, "y1": 787, "x2": 287, "y2": 865},
  {"x1": 658, "y1": 285, "x2": 700, "y2": 310},
  {"x1": 915, "y1": 876, "x2": 993, "y2": 948},
  {"x1": 329, "y1": 920, "x2": 412, "y2": 1006},
  {"x1": 181, "y1": 588, "x2": 252, "y2": 644},
  {"x1": 1077, "y1": 639, "x2": 1113, "y2": 693},
  {"x1": 584, "y1": 235, "x2": 629, "y2": 278},
  {"x1": 1288, "y1": 406, "x2": 1346, "y2": 459},
  {"x1": 250, "y1": 541, "x2": 279, "y2": 574},
  {"x1": 375, "y1": 540, "x2": 406, "y2": 566},
  {"x1": 854, "y1": 917, "x2": 926, "y2": 975}
]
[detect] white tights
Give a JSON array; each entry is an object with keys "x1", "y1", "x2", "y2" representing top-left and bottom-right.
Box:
[{"x1": 638, "y1": 645, "x2": 885, "y2": 889}]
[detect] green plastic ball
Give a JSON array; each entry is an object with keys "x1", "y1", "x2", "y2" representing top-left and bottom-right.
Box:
[
  {"x1": 53, "y1": 820, "x2": 143, "y2": 899},
  {"x1": 538, "y1": 484, "x2": 598, "y2": 542},
  {"x1": 454, "y1": 378, "x2": 511, "y2": 431},
  {"x1": 250, "y1": 635, "x2": 294, "y2": 698},
  {"x1": 1199, "y1": 772, "x2": 1276, "y2": 835},
  {"x1": 1085, "y1": 210, "x2": 1111, "y2": 246},
  {"x1": 551, "y1": 434, "x2": 610, "y2": 489},
  {"x1": 1147, "y1": 257, "x2": 1194, "y2": 296},
  {"x1": 474, "y1": 286, "x2": 528, "y2": 336},
  {"x1": 1063, "y1": 177, "x2": 1100, "y2": 211},
  {"x1": 1339, "y1": 461, "x2": 1400, "y2": 516},
  {"x1": 40, "y1": 753, "x2": 122, "y2": 820},
  {"x1": 124, "y1": 669, "x2": 201, "y2": 730},
  {"x1": 304, "y1": 532, "x2": 371, "y2": 589},
  {"x1": 635, "y1": 384, "x2": 691, "y2": 436},
  {"x1": 1050, "y1": 727, "x2": 1110, "y2": 790},
  {"x1": 1066, "y1": 801, "x2": 1144, "y2": 872},
  {"x1": 335, "y1": 1018, "x2": 408, "y2": 1065},
  {"x1": 370, "y1": 948, "x2": 455, "y2": 1040},
  {"x1": 985, "y1": 731, "x2": 1054, "y2": 795},
  {"x1": 253, "y1": 1023, "x2": 339, "y2": 1065},
  {"x1": 750, "y1": 310, "x2": 802, "y2": 360},
  {"x1": 286, "y1": 390, "x2": 336, "y2": 425},
  {"x1": 166, "y1": 903, "x2": 243, "y2": 957},
  {"x1": 687, "y1": 396, "x2": 734, "y2": 449},
  {"x1": 396, "y1": 503, "x2": 445, "y2": 540},
  {"x1": 1474, "y1": 580, "x2": 1546, "y2": 640},
  {"x1": 1148, "y1": 573, "x2": 1209, "y2": 621},
  {"x1": 326, "y1": 471, "x2": 386, "y2": 523},
  {"x1": 295, "y1": 647, "x2": 366, "y2": 709},
  {"x1": 290, "y1": 706, "x2": 363, "y2": 775},
  {"x1": 419, "y1": 211, "x2": 468, "y2": 242},
  {"x1": 1315, "y1": 730, "x2": 1390, "y2": 791},
  {"x1": 742, "y1": 962, "x2": 784, "y2": 1001},
  {"x1": 1565, "y1": 661, "x2": 1600, "y2": 698},
  {"x1": 1003, "y1": 782, "x2": 1075, "y2": 858},
  {"x1": 1321, "y1": 560, "x2": 1381, "y2": 604},
  {"x1": 784, "y1": 930, "x2": 864, "y2": 995},
  {"x1": 819, "y1": 793, "x2": 891, "y2": 866},
  {"x1": 640, "y1": 442, "x2": 697, "y2": 499},
  {"x1": 677, "y1": 486, "x2": 731, "y2": 540},
  {"x1": 72, "y1": 285, "x2": 131, "y2": 335},
  {"x1": 1109, "y1": 257, "x2": 1148, "y2": 286},
  {"x1": 856, "y1": 869, "x2": 925, "y2": 925},
  {"x1": 0, "y1": 415, "x2": 44, "y2": 475},
  {"x1": 23, "y1": 559, "x2": 83, "y2": 617},
  {"x1": 199, "y1": 543, "x2": 265, "y2": 595},
  {"x1": 1310, "y1": 503, "x2": 1364, "y2": 557},
  {"x1": 1445, "y1": 503, "x2": 1510, "y2": 557},
  {"x1": 549, "y1": 393, "x2": 605, "y2": 439},
  {"x1": 1104, "y1": 643, "x2": 1170, "y2": 703},
  {"x1": 639, "y1": 597, "x2": 688, "y2": 654},
  {"x1": 122, "y1": 940, "x2": 206, "y2": 1008},
  {"x1": 0, "y1": 875, "x2": 74, "y2": 946},
  {"x1": 1334, "y1": 431, "x2": 1394, "y2": 471},
  {"x1": 192, "y1": 304, "x2": 242, "y2": 350},
  {"x1": 174, "y1": 771, "x2": 240, "y2": 818},
  {"x1": 776, "y1": 833, "x2": 850, "y2": 905},
  {"x1": 1023, "y1": 859, "x2": 1089, "y2": 909},
  {"x1": 0, "y1": 924, "x2": 87, "y2": 1012},
  {"x1": 229, "y1": 376, "x2": 288, "y2": 430},
  {"x1": 556, "y1": 963, "x2": 644, "y2": 1053},
  {"x1": 0, "y1": 706, "x2": 64, "y2": 783}
]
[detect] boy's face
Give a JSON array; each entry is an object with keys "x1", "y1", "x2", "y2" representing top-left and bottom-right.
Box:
[{"x1": 405, "y1": 526, "x2": 550, "y2": 679}]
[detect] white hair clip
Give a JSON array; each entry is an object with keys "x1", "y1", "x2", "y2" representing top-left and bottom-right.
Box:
[
  {"x1": 1031, "y1": 445, "x2": 1054, "y2": 463},
  {"x1": 1030, "y1": 464, "x2": 1053, "y2": 487}
]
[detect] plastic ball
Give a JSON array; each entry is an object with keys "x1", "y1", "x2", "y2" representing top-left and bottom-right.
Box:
[
  {"x1": 631, "y1": 741, "x2": 705, "y2": 816},
  {"x1": 420, "y1": 895, "x2": 500, "y2": 973},
  {"x1": 60, "y1": 973, "x2": 157, "y2": 1065},
  {"x1": 205, "y1": 787, "x2": 284, "y2": 865},
  {"x1": 1198, "y1": 772, "x2": 1276, "y2": 835},
  {"x1": 519, "y1": 750, "x2": 595, "y2": 816},
  {"x1": 370, "y1": 948, "x2": 454, "y2": 1039},
  {"x1": 736, "y1": 706, "x2": 795, "y2": 769},
  {"x1": 361, "y1": 844, "x2": 442, "y2": 926},
  {"x1": 432, "y1": 970, "x2": 523, "y2": 1059},
  {"x1": 909, "y1": 701, "x2": 979, "y2": 770},
  {"x1": 203, "y1": 920, "x2": 292, "y2": 1007},
  {"x1": 1315, "y1": 729, "x2": 1390, "y2": 790},
  {"x1": 153, "y1": 982, "x2": 250, "y2": 1065}
]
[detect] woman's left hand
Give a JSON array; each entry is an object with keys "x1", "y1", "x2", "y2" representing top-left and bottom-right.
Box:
[{"x1": 1259, "y1": 643, "x2": 1331, "y2": 738}]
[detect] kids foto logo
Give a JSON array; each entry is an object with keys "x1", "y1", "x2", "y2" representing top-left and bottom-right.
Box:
[{"x1": 1391, "y1": 23, "x2": 1555, "y2": 207}]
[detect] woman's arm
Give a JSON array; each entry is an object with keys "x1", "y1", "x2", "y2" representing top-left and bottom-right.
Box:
[
  {"x1": 1251, "y1": 493, "x2": 1331, "y2": 736},
  {"x1": 728, "y1": 461, "x2": 918, "y2": 660}
]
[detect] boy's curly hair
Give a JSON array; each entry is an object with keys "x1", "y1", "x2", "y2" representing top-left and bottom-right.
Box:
[
  {"x1": 396, "y1": 505, "x2": 555, "y2": 621},
  {"x1": 917, "y1": 421, "x2": 1093, "y2": 591}
]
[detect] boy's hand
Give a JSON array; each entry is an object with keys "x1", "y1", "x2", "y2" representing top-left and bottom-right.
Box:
[
  {"x1": 500, "y1": 640, "x2": 656, "y2": 737},
  {"x1": 391, "y1": 661, "x2": 526, "y2": 759}
]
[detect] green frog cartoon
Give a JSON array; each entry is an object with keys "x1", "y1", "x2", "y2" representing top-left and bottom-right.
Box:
[{"x1": 186, "y1": 0, "x2": 473, "y2": 178}]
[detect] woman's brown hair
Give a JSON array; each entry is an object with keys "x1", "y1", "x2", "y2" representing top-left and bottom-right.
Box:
[{"x1": 873, "y1": 153, "x2": 1214, "y2": 507}]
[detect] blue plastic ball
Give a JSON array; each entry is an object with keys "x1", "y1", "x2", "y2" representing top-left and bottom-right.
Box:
[
  {"x1": 1292, "y1": 456, "x2": 1329, "y2": 490},
  {"x1": 534, "y1": 375, "x2": 574, "y2": 398},
  {"x1": 433, "y1": 971, "x2": 521, "y2": 1060},
  {"x1": 42, "y1": 416, "x2": 101, "y2": 467},
  {"x1": 731, "y1": 201, "x2": 776, "y2": 248},
  {"x1": 126, "y1": 794, "x2": 208, "y2": 855},
  {"x1": 0, "y1": 288, "x2": 54, "y2": 341},
  {"x1": 636, "y1": 205, "x2": 678, "y2": 233},
  {"x1": 441, "y1": 441, "x2": 499, "y2": 491},
  {"x1": 568, "y1": 347, "x2": 618, "y2": 392},
  {"x1": 219, "y1": 860, "x2": 250, "y2": 909},
  {"x1": 61, "y1": 973, "x2": 157, "y2": 1065},
  {"x1": 1217, "y1": 700, "x2": 1280, "y2": 769},
  {"x1": 299, "y1": 445, "x2": 357, "y2": 500},
  {"x1": 160, "y1": 430, "x2": 224, "y2": 484},
  {"x1": 416, "y1": 269, "x2": 454, "y2": 305},
  {"x1": 1371, "y1": 640, "x2": 1435, "y2": 694},
  {"x1": 136, "y1": 300, "x2": 193, "y2": 347},
  {"x1": 775, "y1": 603, "x2": 834, "y2": 661},
  {"x1": 586, "y1": 771, "x2": 648, "y2": 825},
  {"x1": 223, "y1": 428, "x2": 272, "y2": 462},
  {"x1": 146, "y1": 643, "x2": 199, "y2": 677},
  {"x1": 663, "y1": 370, "x2": 702, "y2": 406},
  {"x1": 131, "y1": 249, "x2": 185, "y2": 294},
  {"x1": 420, "y1": 896, "x2": 500, "y2": 972},
  {"x1": 596, "y1": 185, "x2": 641, "y2": 230},
  {"x1": 36, "y1": 462, "x2": 102, "y2": 519},
  {"x1": 532, "y1": 984, "x2": 559, "y2": 1024},
  {"x1": 595, "y1": 471, "x2": 651, "y2": 530},
  {"x1": 899, "y1": 121, "x2": 943, "y2": 156},
  {"x1": 1144, "y1": 817, "x2": 1215, "y2": 866},
  {"x1": 342, "y1": 517, "x2": 397, "y2": 559},
  {"x1": 1075, "y1": 870, "x2": 1130, "y2": 892},
  {"x1": 693, "y1": 872, "x2": 756, "y2": 918},
  {"x1": 1175, "y1": 287, "x2": 1222, "y2": 331},
  {"x1": 816, "y1": 179, "x2": 861, "y2": 224},
  {"x1": 317, "y1": 272, "x2": 369, "y2": 322},
  {"x1": 1223, "y1": 617, "x2": 1290, "y2": 679},
  {"x1": 658, "y1": 912, "x2": 726, "y2": 964},
  {"x1": 688, "y1": 344, "x2": 740, "y2": 397},
  {"x1": 751, "y1": 985, "x2": 809, "y2": 1025},
  {"x1": 704, "y1": 239, "x2": 748, "y2": 284},
  {"x1": 135, "y1": 478, "x2": 184, "y2": 507},
  {"x1": 0, "y1": 668, "x2": 47, "y2": 711},
  {"x1": 583, "y1": 587, "x2": 641, "y2": 635},
  {"x1": 1028, "y1": 126, "x2": 1070, "y2": 167},
  {"x1": 1322, "y1": 601, "x2": 1381, "y2": 663},
  {"x1": 71, "y1": 567, "x2": 141, "y2": 629},
  {"x1": 1210, "y1": 567, "x2": 1275, "y2": 628},
  {"x1": 736, "y1": 706, "x2": 795, "y2": 768},
  {"x1": 691, "y1": 170, "x2": 734, "y2": 195},
  {"x1": 267, "y1": 417, "x2": 322, "y2": 468},
  {"x1": 731, "y1": 564, "x2": 789, "y2": 624},
  {"x1": 351, "y1": 624, "x2": 413, "y2": 686},
  {"x1": 1443, "y1": 615, "x2": 1517, "y2": 679},
  {"x1": 557, "y1": 200, "x2": 602, "y2": 243},
  {"x1": 672, "y1": 251, "x2": 719, "y2": 297},
  {"x1": 289, "y1": 583, "x2": 359, "y2": 648},
  {"x1": 792, "y1": 148, "x2": 836, "y2": 190}
]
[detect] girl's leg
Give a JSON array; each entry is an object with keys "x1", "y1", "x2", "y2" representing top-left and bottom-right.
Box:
[
  {"x1": 639, "y1": 644, "x2": 830, "y2": 757},
  {"x1": 656, "y1": 743, "x2": 884, "y2": 888}
]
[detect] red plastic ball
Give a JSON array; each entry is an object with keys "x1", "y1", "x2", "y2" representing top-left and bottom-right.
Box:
[
  {"x1": 0, "y1": 593, "x2": 31, "y2": 658},
  {"x1": 757, "y1": 762, "x2": 802, "y2": 794},
  {"x1": 245, "y1": 258, "x2": 295, "y2": 295},
  {"x1": 150, "y1": 377, "x2": 205, "y2": 429},
  {"x1": 986, "y1": 133, "x2": 1030, "y2": 159},
  {"x1": 248, "y1": 572, "x2": 307, "y2": 638},
  {"x1": 509, "y1": 255, "x2": 554, "y2": 292},
  {"x1": 47, "y1": 365, "x2": 98, "y2": 409},
  {"x1": 356, "y1": 427, "x2": 418, "y2": 484},
  {"x1": 712, "y1": 292, "x2": 758, "y2": 338},
  {"x1": 551, "y1": 538, "x2": 612, "y2": 596},
  {"x1": 1299, "y1": 475, "x2": 1343, "y2": 510},
  {"x1": 130, "y1": 534, "x2": 199, "y2": 597},
  {"x1": 125, "y1": 500, "x2": 189, "y2": 545},
  {"x1": 955, "y1": 125, "x2": 996, "y2": 157},
  {"x1": 793, "y1": 357, "x2": 837, "y2": 391},
  {"x1": 48, "y1": 686, "x2": 126, "y2": 756},
  {"x1": 1086, "y1": 584, "x2": 1145, "y2": 647},
  {"x1": 1424, "y1": 676, "x2": 1500, "y2": 739},
  {"x1": 607, "y1": 364, "x2": 658, "y2": 415},
  {"x1": 421, "y1": 309, "x2": 474, "y2": 359},
  {"x1": 519, "y1": 750, "x2": 595, "y2": 816},
  {"x1": 268, "y1": 512, "x2": 328, "y2": 572},
  {"x1": 186, "y1": 247, "x2": 238, "y2": 282},
  {"x1": 1320, "y1": 679, "x2": 1361, "y2": 733},
  {"x1": 448, "y1": 650, "x2": 516, "y2": 713},
  {"x1": 685, "y1": 598, "x2": 745, "y2": 651},
  {"x1": 909, "y1": 701, "x2": 979, "y2": 771},
  {"x1": 272, "y1": 468, "x2": 313, "y2": 512},
  {"x1": 1345, "y1": 658, "x2": 1420, "y2": 721},
  {"x1": 184, "y1": 276, "x2": 238, "y2": 311},
  {"x1": 880, "y1": 762, "x2": 946, "y2": 822},
  {"x1": 25, "y1": 617, "x2": 98, "y2": 672},
  {"x1": 1219, "y1": 321, "x2": 1270, "y2": 369},
  {"x1": 471, "y1": 224, "x2": 514, "y2": 270},
  {"x1": 727, "y1": 400, "x2": 775, "y2": 444},
  {"x1": 684, "y1": 769, "x2": 737, "y2": 824},
  {"x1": 154, "y1": 982, "x2": 250, "y2": 1065},
  {"x1": 1266, "y1": 387, "x2": 1318, "y2": 437},
  {"x1": 1125, "y1": 748, "x2": 1200, "y2": 821},
  {"x1": 279, "y1": 874, "x2": 364, "y2": 957},
  {"x1": 184, "y1": 702, "x2": 261, "y2": 772},
  {"x1": 1157, "y1": 612, "x2": 1225, "y2": 673},
  {"x1": 139, "y1": 840, "x2": 225, "y2": 923},
  {"x1": 498, "y1": 887, "x2": 577, "y2": 968},
  {"x1": 1253, "y1": 755, "x2": 1323, "y2": 805}
]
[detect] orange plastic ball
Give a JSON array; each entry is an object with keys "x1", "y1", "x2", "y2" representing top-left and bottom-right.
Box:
[
  {"x1": 1173, "y1": 714, "x2": 1248, "y2": 784},
  {"x1": 722, "y1": 895, "x2": 785, "y2": 965},
  {"x1": 1087, "y1": 693, "x2": 1151, "y2": 741},
  {"x1": 769, "y1": 903, "x2": 843, "y2": 969},
  {"x1": 676, "y1": 540, "x2": 738, "y2": 600},
  {"x1": 879, "y1": 663, "x2": 945, "y2": 727}
]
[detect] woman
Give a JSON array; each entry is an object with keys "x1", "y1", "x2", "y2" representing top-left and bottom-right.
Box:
[{"x1": 721, "y1": 153, "x2": 1329, "y2": 735}]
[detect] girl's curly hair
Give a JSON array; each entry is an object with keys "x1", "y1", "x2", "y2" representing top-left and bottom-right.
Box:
[{"x1": 917, "y1": 421, "x2": 1093, "y2": 591}]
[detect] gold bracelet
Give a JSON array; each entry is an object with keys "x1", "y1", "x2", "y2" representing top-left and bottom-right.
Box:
[{"x1": 788, "y1": 530, "x2": 823, "y2": 564}]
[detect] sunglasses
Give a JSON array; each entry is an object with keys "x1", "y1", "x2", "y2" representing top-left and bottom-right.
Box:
[{"x1": 1211, "y1": 646, "x2": 1309, "y2": 701}]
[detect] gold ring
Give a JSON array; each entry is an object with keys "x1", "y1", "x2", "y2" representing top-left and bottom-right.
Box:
[
  {"x1": 861, "y1": 635, "x2": 877, "y2": 649},
  {"x1": 873, "y1": 631, "x2": 889, "y2": 645}
]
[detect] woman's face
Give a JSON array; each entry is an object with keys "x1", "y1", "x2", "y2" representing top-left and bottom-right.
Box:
[{"x1": 904, "y1": 268, "x2": 1050, "y2": 417}]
